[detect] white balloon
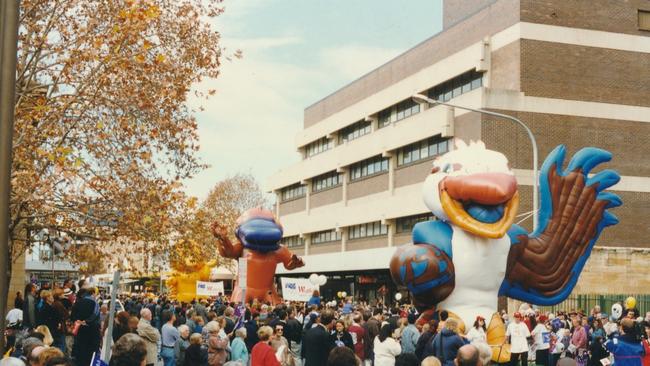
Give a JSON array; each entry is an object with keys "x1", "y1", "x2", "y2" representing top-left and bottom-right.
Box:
[
  {"x1": 395, "y1": 293, "x2": 403, "y2": 301},
  {"x1": 318, "y1": 275, "x2": 327, "y2": 286},
  {"x1": 341, "y1": 291, "x2": 347, "y2": 298},
  {"x1": 309, "y1": 273, "x2": 319, "y2": 285},
  {"x1": 612, "y1": 303, "x2": 623, "y2": 320}
]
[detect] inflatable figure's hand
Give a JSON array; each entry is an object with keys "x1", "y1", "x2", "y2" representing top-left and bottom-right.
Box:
[
  {"x1": 210, "y1": 222, "x2": 229, "y2": 242},
  {"x1": 285, "y1": 254, "x2": 304, "y2": 270},
  {"x1": 210, "y1": 221, "x2": 243, "y2": 259}
]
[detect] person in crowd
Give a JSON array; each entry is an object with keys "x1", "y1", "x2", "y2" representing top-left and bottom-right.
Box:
[
  {"x1": 285, "y1": 306, "x2": 303, "y2": 366},
  {"x1": 37, "y1": 290, "x2": 63, "y2": 350},
  {"x1": 326, "y1": 346, "x2": 360, "y2": 366},
  {"x1": 591, "y1": 318, "x2": 606, "y2": 342},
  {"x1": 207, "y1": 332, "x2": 228, "y2": 366},
  {"x1": 415, "y1": 322, "x2": 436, "y2": 361},
  {"x1": 137, "y1": 308, "x2": 161, "y2": 366},
  {"x1": 71, "y1": 287, "x2": 101, "y2": 366},
  {"x1": 111, "y1": 311, "x2": 133, "y2": 342},
  {"x1": 506, "y1": 312, "x2": 530, "y2": 366},
  {"x1": 570, "y1": 317, "x2": 588, "y2": 366},
  {"x1": 223, "y1": 307, "x2": 236, "y2": 336},
  {"x1": 348, "y1": 312, "x2": 366, "y2": 361},
  {"x1": 606, "y1": 318, "x2": 644, "y2": 366},
  {"x1": 271, "y1": 323, "x2": 293, "y2": 366},
  {"x1": 14, "y1": 292, "x2": 24, "y2": 311},
  {"x1": 307, "y1": 290, "x2": 321, "y2": 308},
  {"x1": 425, "y1": 318, "x2": 467, "y2": 366},
  {"x1": 245, "y1": 309, "x2": 260, "y2": 352},
  {"x1": 455, "y1": 344, "x2": 480, "y2": 366},
  {"x1": 35, "y1": 325, "x2": 54, "y2": 346},
  {"x1": 588, "y1": 335, "x2": 609, "y2": 366},
  {"x1": 303, "y1": 310, "x2": 336, "y2": 366},
  {"x1": 641, "y1": 323, "x2": 650, "y2": 366},
  {"x1": 252, "y1": 325, "x2": 281, "y2": 366},
  {"x1": 395, "y1": 353, "x2": 419, "y2": 366},
  {"x1": 0, "y1": 358, "x2": 26, "y2": 366},
  {"x1": 400, "y1": 313, "x2": 420, "y2": 355},
  {"x1": 36, "y1": 347, "x2": 66, "y2": 365},
  {"x1": 195, "y1": 300, "x2": 210, "y2": 324},
  {"x1": 332, "y1": 319, "x2": 355, "y2": 351},
  {"x1": 161, "y1": 310, "x2": 180, "y2": 366},
  {"x1": 185, "y1": 333, "x2": 208, "y2": 366},
  {"x1": 230, "y1": 327, "x2": 249, "y2": 364},
  {"x1": 23, "y1": 283, "x2": 38, "y2": 330},
  {"x1": 110, "y1": 333, "x2": 148, "y2": 366},
  {"x1": 421, "y1": 356, "x2": 442, "y2": 366},
  {"x1": 473, "y1": 341, "x2": 493, "y2": 366},
  {"x1": 175, "y1": 324, "x2": 191, "y2": 366},
  {"x1": 466, "y1": 316, "x2": 486, "y2": 344},
  {"x1": 374, "y1": 322, "x2": 401, "y2": 366},
  {"x1": 363, "y1": 309, "x2": 382, "y2": 365},
  {"x1": 532, "y1": 315, "x2": 550, "y2": 366}
]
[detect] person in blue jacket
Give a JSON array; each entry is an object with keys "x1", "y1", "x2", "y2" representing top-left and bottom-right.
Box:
[
  {"x1": 424, "y1": 318, "x2": 468, "y2": 366},
  {"x1": 606, "y1": 318, "x2": 644, "y2": 366}
]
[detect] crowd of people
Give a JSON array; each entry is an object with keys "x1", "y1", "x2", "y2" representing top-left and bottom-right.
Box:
[{"x1": 3, "y1": 282, "x2": 650, "y2": 366}]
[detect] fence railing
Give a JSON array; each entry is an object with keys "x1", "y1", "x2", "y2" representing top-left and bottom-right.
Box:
[{"x1": 535, "y1": 294, "x2": 650, "y2": 315}]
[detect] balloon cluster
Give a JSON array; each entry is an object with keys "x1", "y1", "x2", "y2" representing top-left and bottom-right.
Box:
[
  {"x1": 337, "y1": 291, "x2": 348, "y2": 298},
  {"x1": 309, "y1": 273, "x2": 327, "y2": 286}
]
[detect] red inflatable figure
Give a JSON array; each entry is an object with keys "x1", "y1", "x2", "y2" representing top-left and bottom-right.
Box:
[{"x1": 211, "y1": 208, "x2": 304, "y2": 304}]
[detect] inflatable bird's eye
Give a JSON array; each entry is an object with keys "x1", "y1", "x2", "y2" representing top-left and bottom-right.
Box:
[{"x1": 443, "y1": 163, "x2": 452, "y2": 174}]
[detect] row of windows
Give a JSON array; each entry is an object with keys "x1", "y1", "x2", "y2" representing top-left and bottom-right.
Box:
[
  {"x1": 311, "y1": 229, "x2": 342, "y2": 245},
  {"x1": 338, "y1": 120, "x2": 371, "y2": 144},
  {"x1": 305, "y1": 137, "x2": 334, "y2": 158},
  {"x1": 427, "y1": 69, "x2": 483, "y2": 103},
  {"x1": 348, "y1": 221, "x2": 388, "y2": 240},
  {"x1": 281, "y1": 183, "x2": 306, "y2": 201},
  {"x1": 349, "y1": 155, "x2": 389, "y2": 181},
  {"x1": 281, "y1": 235, "x2": 305, "y2": 248},
  {"x1": 378, "y1": 98, "x2": 421, "y2": 128},
  {"x1": 396, "y1": 213, "x2": 436, "y2": 233},
  {"x1": 312, "y1": 171, "x2": 342, "y2": 192},
  {"x1": 397, "y1": 136, "x2": 450, "y2": 166}
]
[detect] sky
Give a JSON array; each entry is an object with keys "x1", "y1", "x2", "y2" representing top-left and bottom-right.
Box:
[{"x1": 186, "y1": 0, "x2": 443, "y2": 200}]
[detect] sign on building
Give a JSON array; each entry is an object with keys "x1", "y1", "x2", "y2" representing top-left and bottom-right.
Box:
[
  {"x1": 196, "y1": 281, "x2": 225, "y2": 297},
  {"x1": 280, "y1": 277, "x2": 319, "y2": 302}
]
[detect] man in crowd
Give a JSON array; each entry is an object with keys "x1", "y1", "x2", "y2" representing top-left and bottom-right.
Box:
[
  {"x1": 401, "y1": 312, "x2": 420, "y2": 354},
  {"x1": 137, "y1": 308, "x2": 161, "y2": 366},
  {"x1": 302, "y1": 309, "x2": 335, "y2": 366}
]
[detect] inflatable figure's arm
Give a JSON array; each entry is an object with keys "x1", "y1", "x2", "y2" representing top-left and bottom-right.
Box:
[
  {"x1": 211, "y1": 222, "x2": 243, "y2": 259},
  {"x1": 276, "y1": 245, "x2": 304, "y2": 270},
  {"x1": 499, "y1": 146, "x2": 621, "y2": 305}
]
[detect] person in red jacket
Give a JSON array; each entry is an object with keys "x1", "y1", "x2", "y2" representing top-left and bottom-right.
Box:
[{"x1": 251, "y1": 326, "x2": 280, "y2": 366}]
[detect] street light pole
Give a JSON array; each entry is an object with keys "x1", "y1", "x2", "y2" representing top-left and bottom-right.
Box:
[{"x1": 412, "y1": 94, "x2": 539, "y2": 231}]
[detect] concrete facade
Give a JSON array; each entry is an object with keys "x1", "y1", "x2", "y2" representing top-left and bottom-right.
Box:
[{"x1": 272, "y1": 0, "x2": 650, "y2": 301}]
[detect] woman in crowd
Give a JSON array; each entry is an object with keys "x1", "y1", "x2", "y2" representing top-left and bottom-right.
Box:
[
  {"x1": 109, "y1": 333, "x2": 148, "y2": 366},
  {"x1": 175, "y1": 324, "x2": 191, "y2": 366},
  {"x1": 184, "y1": 333, "x2": 208, "y2": 366},
  {"x1": 230, "y1": 327, "x2": 249, "y2": 364},
  {"x1": 271, "y1": 323, "x2": 293, "y2": 366},
  {"x1": 466, "y1": 316, "x2": 486, "y2": 344},
  {"x1": 416, "y1": 321, "x2": 438, "y2": 361},
  {"x1": 37, "y1": 290, "x2": 63, "y2": 349},
  {"x1": 426, "y1": 318, "x2": 467, "y2": 366},
  {"x1": 332, "y1": 319, "x2": 355, "y2": 351},
  {"x1": 251, "y1": 326, "x2": 280, "y2": 366},
  {"x1": 532, "y1": 315, "x2": 550, "y2": 366},
  {"x1": 111, "y1": 311, "x2": 132, "y2": 342},
  {"x1": 374, "y1": 323, "x2": 402, "y2": 366}
]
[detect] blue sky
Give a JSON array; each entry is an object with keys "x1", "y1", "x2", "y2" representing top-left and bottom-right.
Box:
[{"x1": 186, "y1": 0, "x2": 443, "y2": 200}]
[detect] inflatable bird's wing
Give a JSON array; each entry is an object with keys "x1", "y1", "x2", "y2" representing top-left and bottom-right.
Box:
[{"x1": 499, "y1": 145, "x2": 621, "y2": 305}]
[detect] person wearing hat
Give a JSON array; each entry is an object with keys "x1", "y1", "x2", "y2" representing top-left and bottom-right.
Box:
[
  {"x1": 532, "y1": 315, "x2": 551, "y2": 366},
  {"x1": 400, "y1": 312, "x2": 421, "y2": 354},
  {"x1": 466, "y1": 316, "x2": 487, "y2": 344},
  {"x1": 505, "y1": 312, "x2": 531, "y2": 366}
]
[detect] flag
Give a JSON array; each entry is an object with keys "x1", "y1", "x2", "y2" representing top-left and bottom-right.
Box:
[{"x1": 90, "y1": 352, "x2": 108, "y2": 366}]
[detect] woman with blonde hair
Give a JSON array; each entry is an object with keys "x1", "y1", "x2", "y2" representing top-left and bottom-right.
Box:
[
  {"x1": 35, "y1": 325, "x2": 54, "y2": 346},
  {"x1": 36, "y1": 289, "x2": 64, "y2": 350},
  {"x1": 424, "y1": 318, "x2": 468, "y2": 366},
  {"x1": 251, "y1": 326, "x2": 280, "y2": 366}
]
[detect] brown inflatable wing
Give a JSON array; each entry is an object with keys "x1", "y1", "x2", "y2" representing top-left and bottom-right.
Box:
[{"x1": 499, "y1": 146, "x2": 621, "y2": 305}]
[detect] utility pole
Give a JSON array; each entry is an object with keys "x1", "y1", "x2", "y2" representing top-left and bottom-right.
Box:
[{"x1": 0, "y1": 0, "x2": 20, "y2": 352}]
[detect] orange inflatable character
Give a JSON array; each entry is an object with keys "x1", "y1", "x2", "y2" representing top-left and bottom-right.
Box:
[{"x1": 211, "y1": 208, "x2": 304, "y2": 304}]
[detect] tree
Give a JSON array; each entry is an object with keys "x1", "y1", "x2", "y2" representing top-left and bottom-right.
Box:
[
  {"x1": 169, "y1": 173, "x2": 267, "y2": 272},
  {"x1": 9, "y1": 0, "x2": 230, "y2": 285}
]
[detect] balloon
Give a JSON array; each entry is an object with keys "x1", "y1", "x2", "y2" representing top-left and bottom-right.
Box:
[
  {"x1": 395, "y1": 293, "x2": 403, "y2": 301},
  {"x1": 625, "y1": 296, "x2": 637, "y2": 310},
  {"x1": 341, "y1": 291, "x2": 347, "y2": 298},
  {"x1": 337, "y1": 291, "x2": 342, "y2": 298},
  {"x1": 318, "y1": 275, "x2": 327, "y2": 286},
  {"x1": 611, "y1": 303, "x2": 623, "y2": 320},
  {"x1": 309, "y1": 273, "x2": 319, "y2": 285}
]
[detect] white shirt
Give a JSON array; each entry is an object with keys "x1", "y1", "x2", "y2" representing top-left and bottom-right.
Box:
[
  {"x1": 467, "y1": 327, "x2": 487, "y2": 344},
  {"x1": 506, "y1": 322, "x2": 531, "y2": 353},
  {"x1": 374, "y1": 336, "x2": 401, "y2": 366},
  {"x1": 532, "y1": 323, "x2": 550, "y2": 350},
  {"x1": 6, "y1": 308, "x2": 22, "y2": 325}
]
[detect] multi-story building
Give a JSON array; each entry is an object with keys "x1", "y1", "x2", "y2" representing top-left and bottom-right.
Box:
[{"x1": 269, "y1": 0, "x2": 650, "y2": 304}]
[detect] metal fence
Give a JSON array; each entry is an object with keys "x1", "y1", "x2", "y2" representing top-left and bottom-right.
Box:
[{"x1": 535, "y1": 294, "x2": 650, "y2": 315}]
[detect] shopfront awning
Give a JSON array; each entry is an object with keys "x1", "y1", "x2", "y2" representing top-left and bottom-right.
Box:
[{"x1": 276, "y1": 246, "x2": 396, "y2": 275}]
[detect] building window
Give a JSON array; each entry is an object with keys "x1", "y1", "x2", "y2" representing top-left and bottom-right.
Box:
[
  {"x1": 397, "y1": 136, "x2": 451, "y2": 166},
  {"x1": 281, "y1": 183, "x2": 306, "y2": 202},
  {"x1": 378, "y1": 107, "x2": 393, "y2": 128},
  {"x1": 305, "y1": 137, "x2": 333, "y2": 158},
  {"x1": 312, "y1": 171, "x2": 342, "y2": 192},
  {"x1": 349, "y1": 155, "x2": 389, "y2": 181},
  {"x1": 311, "y1": 229, "x2": 341, "y2": 245},
  {"x1": 640, "y1": 10, "x2": 650, "y2": 31},
  {"x1": 348, "y1": 221, "x2": 388, "y2": 240},
  {"x1": 282, "y1": 235, "x2": 304, "y2": 248},
  {"x1": 395, "y1": 98, "x2": 420, "y2": 122},
  {"x1": 396, "y1": 213, "x2": 436, "y2": 233},
  {"x1": 427, "y1": 69, "x2": 484, "y2": 102},
  {"x1": 338, "y1": 120, "x2": 372, "y2": 143}
]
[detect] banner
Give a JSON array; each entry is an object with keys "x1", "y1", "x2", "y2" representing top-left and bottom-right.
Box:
[
  {"x1": 280, "y1": 277, "x2": 319, "y2": 302},
  {"x1": 196, "y1": 281, "x2": 225, "y2": 297}
]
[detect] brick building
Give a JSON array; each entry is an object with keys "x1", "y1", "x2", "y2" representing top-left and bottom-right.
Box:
[{"x1": 267, "y1": 0, "x2": 650, "y2": 303}]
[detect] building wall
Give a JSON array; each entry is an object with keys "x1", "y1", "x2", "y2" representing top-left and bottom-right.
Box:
[
  {"x1": 310, "y1": 242, "x2": 341, "y2": 255},
  {"x1": 303, "y1": 0, "x2": 520, "y2": 127},
  {"x1": 520, "y1": 40, "x2": 650, "y2": 107},
  {"x1": 279, "y1": 197, "x2": 306, "y2": 216},
  {"x1": 490, "y1": 40, "x2": 520, "y2": 91},
  {"x1": 347, "y1": 173, "x2": 389, "y2": 200},
  {"x1": 443, "y1": 0, "x2": 498, "y2": 29},
  {"x1": 394, "y1": 232, "x2": 412, "y2": 246},
  {"x1": 521, "y1": 0, "x2": 650, "y2": 36},
  {"x1": 288, "y1": 247, "x2": 306, "y2": 256},
  {"x1": 311, "y1": 186, "x2": 343, "y2": 208},
  {"x1": 395, "y1": 159, "x2": 434, "y2": 188},
  {"x1": 347, "y1": 236, "x2": 389, "y2": 252}
]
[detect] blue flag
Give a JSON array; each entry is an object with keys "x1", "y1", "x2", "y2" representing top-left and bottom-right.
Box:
[{"x1": 90, "y1": 352, "x2": 108, "y2": 366}]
